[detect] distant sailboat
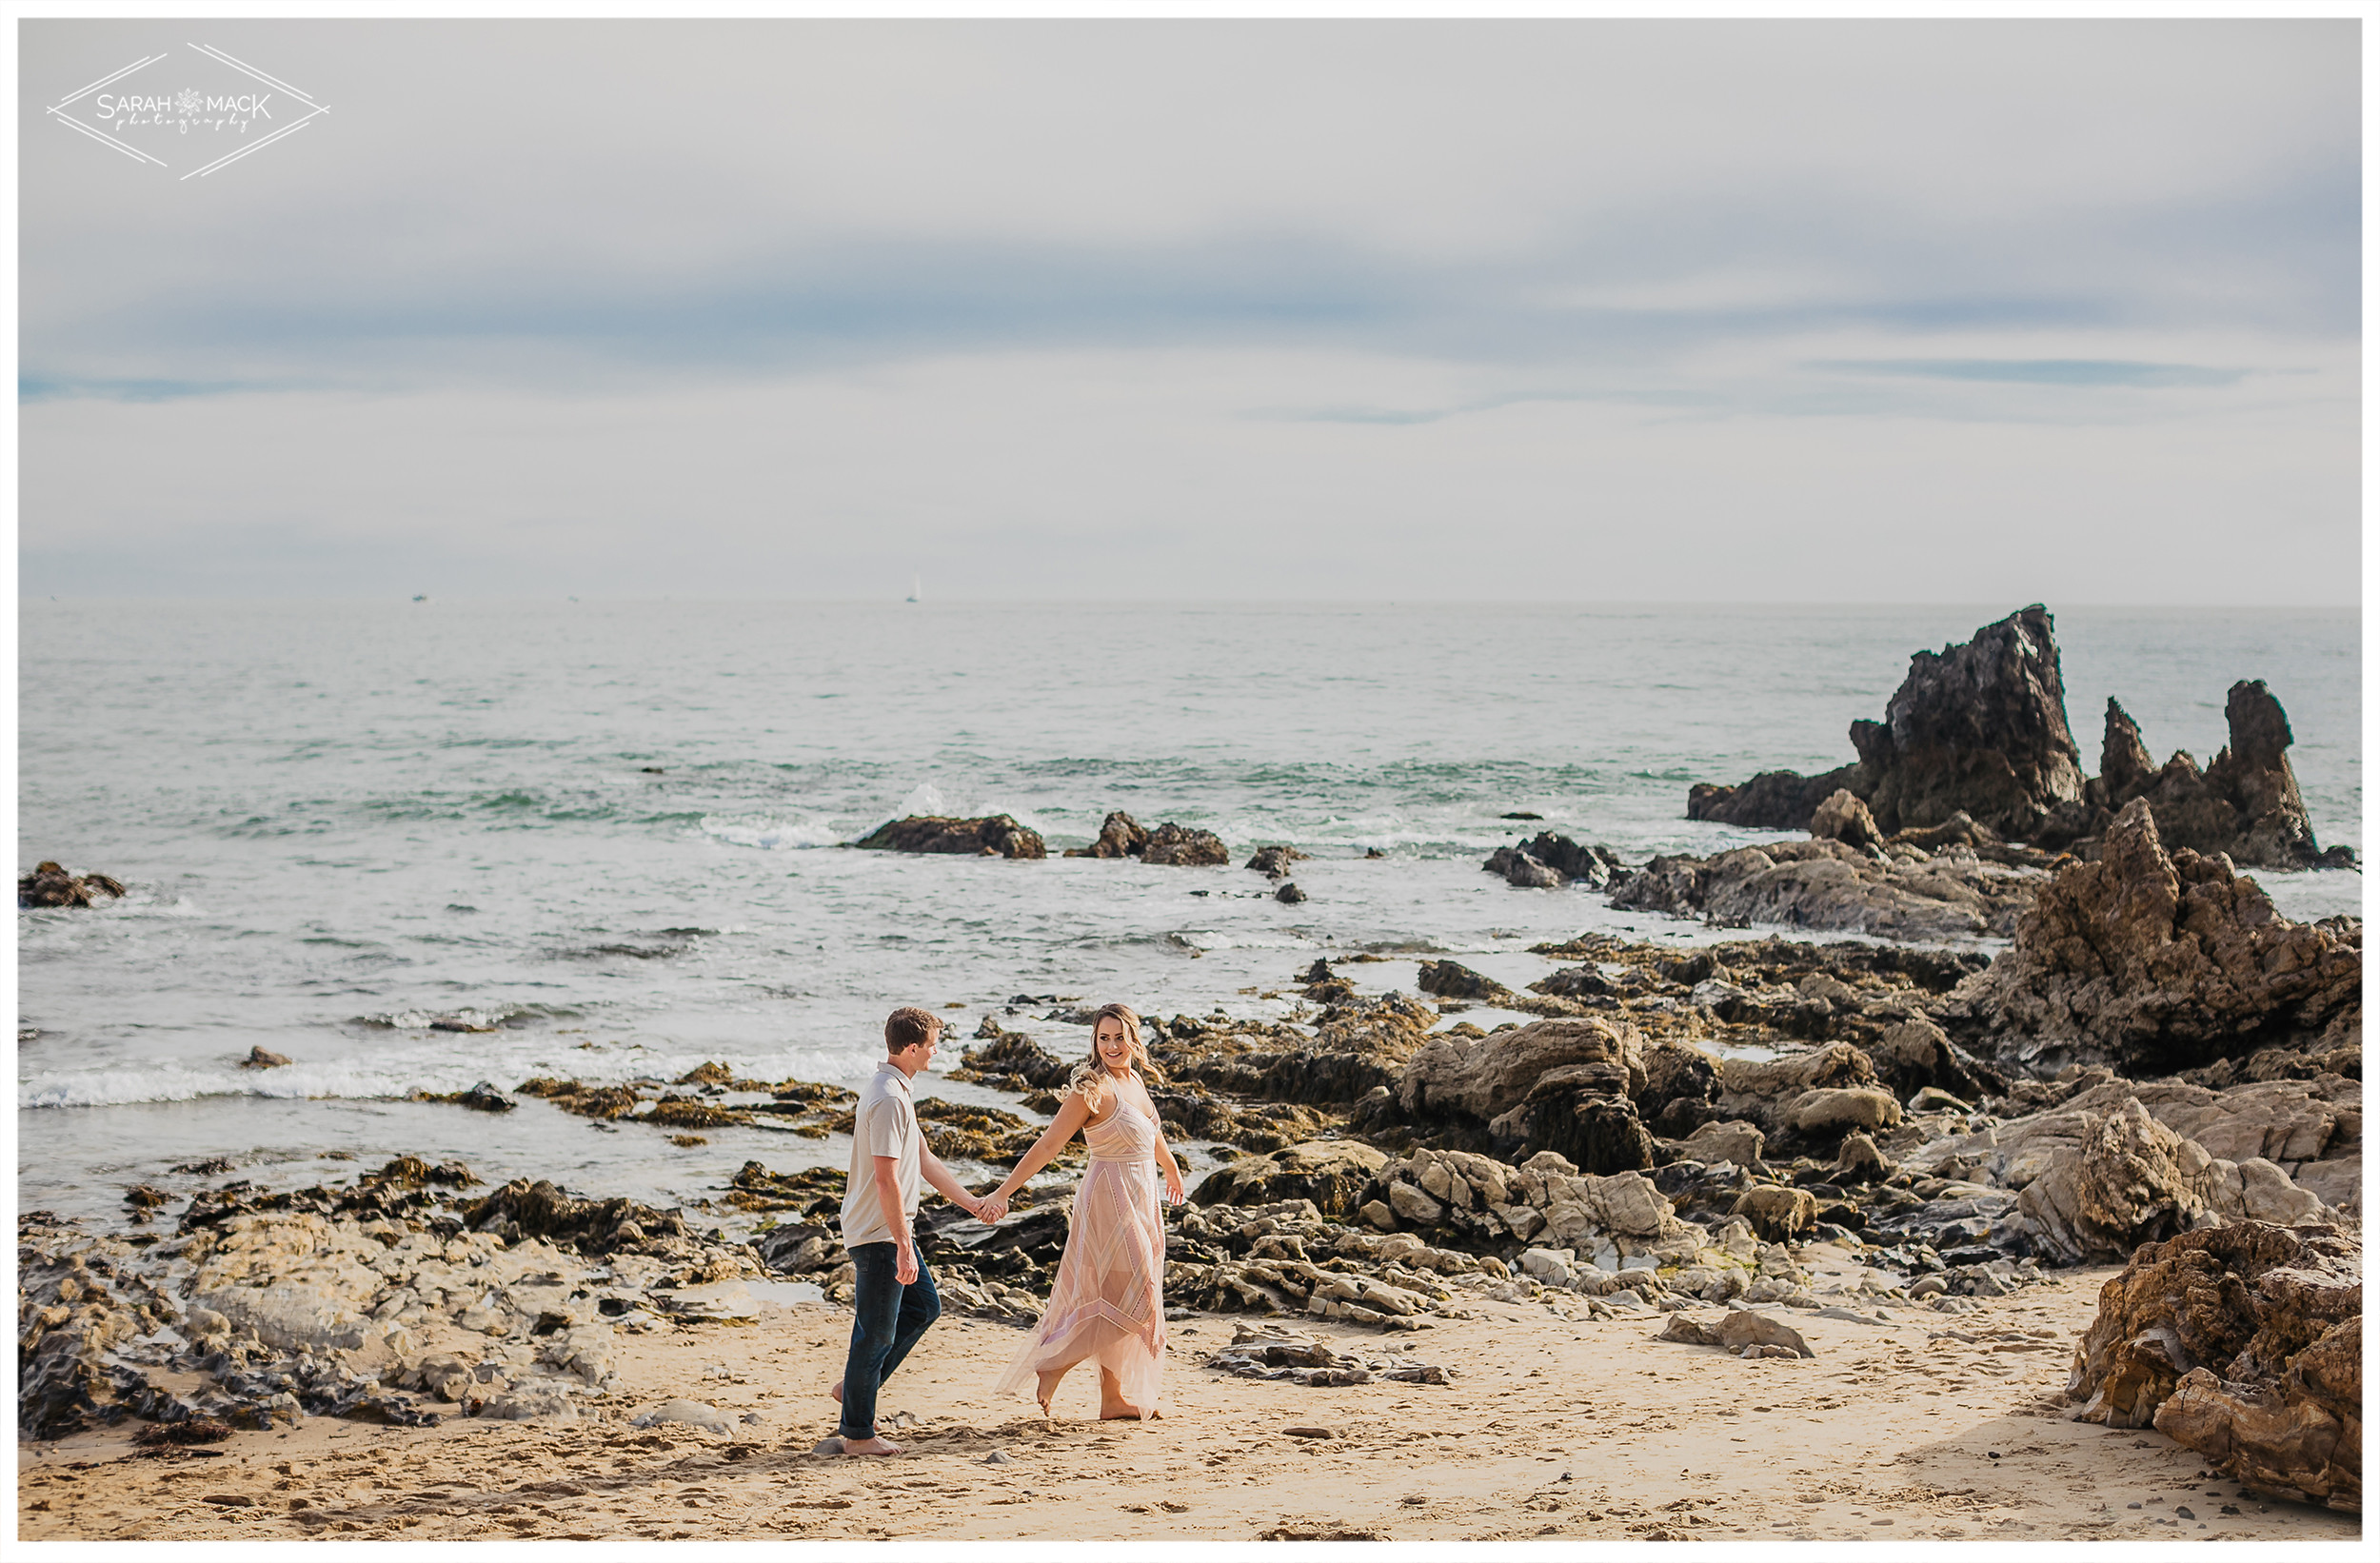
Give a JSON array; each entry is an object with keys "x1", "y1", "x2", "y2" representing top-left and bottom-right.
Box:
[
  {"x1": 412, "y1": 594, "x2": 427, "y2": 603},
  {"x1": 905, "y1": 575, "x2": 921, "y2": 603}
]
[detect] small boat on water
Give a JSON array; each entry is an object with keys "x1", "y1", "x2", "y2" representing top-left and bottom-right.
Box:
[
  {"x1": 905, "y1": 575, "x2": 921, "y2": 603},
  {"x1": 412, "y1": 594, "x2": 427, "y2": 603}
]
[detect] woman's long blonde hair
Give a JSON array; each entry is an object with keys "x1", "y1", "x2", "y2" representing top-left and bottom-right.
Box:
[{"x1": 1067, "y1": 1002, "x2": 1148, "y2": 1113}]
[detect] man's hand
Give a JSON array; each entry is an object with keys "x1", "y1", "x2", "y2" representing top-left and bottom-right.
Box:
[
  {"x1": 978, "y1": 1194, "x2": 1009, "y2": 1224},
  {"x1": 896, "y1": 1237, "x2": 919, "y2": 1286}
]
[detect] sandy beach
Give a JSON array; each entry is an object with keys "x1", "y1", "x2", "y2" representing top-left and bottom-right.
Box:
[{"x1": 17, "y1": 1246, "x2": 2359, "y2": 1544}]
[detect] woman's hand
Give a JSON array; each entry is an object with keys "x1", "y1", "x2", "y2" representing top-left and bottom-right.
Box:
[
  {"x1": 979, "y1": 1193, "x2": 1010, "y2": 1223},
  {"x1": 1161, "y1": 1164, "x2": 1186, "y2": 1206}
]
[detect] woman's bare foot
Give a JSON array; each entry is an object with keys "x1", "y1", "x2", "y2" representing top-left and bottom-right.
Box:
[
  {"x1": 1036, "y1": 1369, "x2": 1065, "y2": 1420},
  {"x1": 839, "y1": 1435, "x2": 903, "y2": 1456},
  {"x1": 1097, "y1": 1367, "x2": 1153, "y2": 1420}
]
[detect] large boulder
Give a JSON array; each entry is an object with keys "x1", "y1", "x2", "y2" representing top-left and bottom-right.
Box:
[
  {"x1": 1668, "y1": 1118, "x2": 1766, "y2": 1169},
  {"x1": 1731, "y1": 1185, "x2": 1818, "y2": 1242},
  {"x1": 1398, "y1": 1018, "x2": 1644, "y2": 1125},
  {"x1": 2013, "y1": 1098, "x2": 2219, "y2": 1264},
  {"x1": 1156, "y1": 994, "x2": 1438, "y2": 1108},
  {"x1": 1141, "y1": 822, "x2": 1229, "y2": 866},
  {"x1": 1416, "y1": 960, "x2": 1514, "y2": 1003},
  {"x1": 1863, "y1": 1014, "x2": 2005, "y2": 1104},
  {"x1": 1390, "y1": 1017, "x2": 1670, "y2": 1174},
  {"x1": 1245, "y1": 844, "x2": 1309, "y2": 876},
  {"x1": 1189, "y1": 1140, "x2": 1388, "y2": 1219},
  {"x1": 1687, "y1": 606, "x2": 2085, "y2": 839},
  {"x1": 19, "y1": 861, "x2": 127, "y2": 909},
  {"x1": 1606, "y1": 838, "x2": 2040, "y2": 941},
  {"x1": 2065, "y1": 1222, "x2": 2359, "y2": 1511},
  {"x1": 1713, "y1": 1041, "x2": 1878, "y2": 1133},
  {"x1": 1062, "y1": 811, "x2": 1149, "y2": 859},
  {"x1": 2117, "y1": 1076, "x2": 2360, "y2": 1209},
  {"x1": 1489, "y1": 1086, "x2": 1658, "y2": 1177},
  {"x1": 1941, "y1": 799, "x2": 2362, "y2": 1077},
  {"x1": 1809, "y1": 789, "x2": 1885, "y2": 853},
  {"x1": 1687, "y1": 765, "x2": 1865, "y2": 831},
  {"x1": 1781, "y1": 1087, "x2": 1902, "y2": 1138},
  {"x1": 852, "y1": 815, "x2": 1046, "y2": 859},
  {"x1": 1483, "y1": 834, "x2": 1619, "y2": 890},
  {"x1": 951, "y1": 1026, "x2": 1074, "y2": 1092}
]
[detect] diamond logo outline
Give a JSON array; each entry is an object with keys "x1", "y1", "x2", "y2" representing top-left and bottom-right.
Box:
[{"x1": 45, "y1": 41, "x2": 329, "y2": 179}]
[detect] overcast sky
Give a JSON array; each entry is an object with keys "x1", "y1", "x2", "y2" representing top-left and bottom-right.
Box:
[{"x1": 17, "y1": 19, "x2": 2359, "y2": 601}]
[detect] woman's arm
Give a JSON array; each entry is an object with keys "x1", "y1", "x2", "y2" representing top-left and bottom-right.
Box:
[
  {"x1": 989, "y1": 1089, "x2": 1094, "y2": 1207},
  {"x1": 917, "y1": 1143, "x2": 991, "y2": 1221},
  {"x1": 1153, "y1": 1128, "x2": 1186, "y2": 1206}
]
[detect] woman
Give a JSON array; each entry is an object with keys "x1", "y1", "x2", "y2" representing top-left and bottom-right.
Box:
[{"x1": 983, "y1": 1002, "x2": 1186, "y2": 1421}]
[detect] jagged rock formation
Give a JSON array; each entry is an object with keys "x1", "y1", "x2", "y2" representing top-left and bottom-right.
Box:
[
  {"x1": 1690, "y1": 606, "x2": 2084, "y2": 838},
  {"x1": 2065, "y1": 1222, "x2": 2360, "y2": 1511},
  {"x1": 1940, "y1": 799, "x2": 2362, "y2": 1076},
  {"x1": 851, "y1": 814, "x2": 1046, "y2": 858},
  {"x1": 2009, "y1": 1099, "x2": 2310, "y2": 1264},
  {"x1": 19, "y1": 861, "x2": 126, "y2": 908},
  {"x1": 1683, "y1": 608, "x2": 2349, "y2": 867},
  {"x1": 1607, "y1": 837, "x2": 2043, "y2": 941},
  {"x1": 1062, "y1": 810, "x2": 1149, "y2": 859},
  {"x1": 2039, "y1": 684, "x2": 2353, "y2": 868},
  {"x1": 1899, "y1": 1071, "x2": 2362, "y2": 1233}
]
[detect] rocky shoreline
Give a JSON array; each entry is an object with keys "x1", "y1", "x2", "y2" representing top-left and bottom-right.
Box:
[
  {"x1": 19, "y1": 601, "x2": 2360, "y2": 1530},
  {"x1": 21, "y1": 780, "x2": 2361, "y2": 1514},
  {"x1": 1683, "y1": 604, "x2": 2354, "y2": 871}
]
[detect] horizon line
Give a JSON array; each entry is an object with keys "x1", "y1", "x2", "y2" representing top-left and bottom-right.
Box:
[{"x1": 11, "y1": 594, "x2": 2365, "y2": 611}]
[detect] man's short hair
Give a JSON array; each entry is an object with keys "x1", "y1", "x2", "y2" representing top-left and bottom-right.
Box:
[{"x1": 884, "y1": 1007, "x2": 941, "y2": 1054}]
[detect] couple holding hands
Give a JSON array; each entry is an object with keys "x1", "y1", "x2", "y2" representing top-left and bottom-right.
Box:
[{"x1": 831, "y1": 1003, "x2": 1185, "y2": 1454}]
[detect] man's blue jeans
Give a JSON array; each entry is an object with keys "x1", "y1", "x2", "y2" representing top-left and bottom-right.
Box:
[{"x1": 838, "y1": 1241, "x2": 941, "y2": 1441}]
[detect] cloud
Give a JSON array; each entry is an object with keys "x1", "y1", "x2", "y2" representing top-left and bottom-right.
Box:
[
  {"x1": 1808, "y1": 359, "x2": 2248, "y2": 388},
  {"x1": 14, "y1": 17, "x2": 2360, "y2": 600}
]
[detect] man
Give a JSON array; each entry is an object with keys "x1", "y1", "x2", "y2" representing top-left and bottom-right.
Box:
[{"x1": 832, "y1": 1006, "x2": 994, "y2": 1456}]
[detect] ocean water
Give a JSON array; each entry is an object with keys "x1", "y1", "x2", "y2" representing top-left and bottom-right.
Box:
[{"x1": 16, "y1": 600, "x2": 2360, "y2": 1225}]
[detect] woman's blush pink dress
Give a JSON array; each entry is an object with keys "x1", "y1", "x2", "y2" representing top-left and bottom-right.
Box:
[{"x1": 993, "y1": 1093, "x2": 1166, "y2": 1415}]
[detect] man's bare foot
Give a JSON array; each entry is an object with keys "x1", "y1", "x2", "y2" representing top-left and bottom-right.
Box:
[
  {"x1": 830, "y1": 1380, "x2": 843, "y2": 1404},
  {"x1": 840, "y1": 1435, "x2": 903, "y2": 1456}
]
